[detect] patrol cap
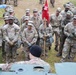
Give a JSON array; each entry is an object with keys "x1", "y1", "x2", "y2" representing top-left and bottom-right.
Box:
[
  {"x1": 73, "y1": 15, "x2": 76, "y2": 20},
  {"x1": 65, "y1": 4, "x2": 70, "y2": 8},
  {"x1": 26, "y1": 9, "x2": 30, "y2": 13},
  {"x1": 9, "y1": 9, "x2": 14, "y2": 12},
  {"x1": 33, "y1": 8, "x2": 38, "y2": 13},
  {"x1": 4, "y1": 16, "x2": 9, "y2": 20},
  {"x1": 24, "y1": 16, "x2": 29, "y2": 21},
  {"x1": 28, "y1": 21, "x2": 34, "y2": 24},
  {"x1": 57, "y1": 7, "x2": 61, "y2": 12},
  {"x1": 66, "y1": 11, "x2": 72, "y2": 15},
  {"x1": 8, "y1": 15, "x2": 14, "y2": 20},
  {"x1": 28, "y1": 23, "x2": 33, "y2": 26}
]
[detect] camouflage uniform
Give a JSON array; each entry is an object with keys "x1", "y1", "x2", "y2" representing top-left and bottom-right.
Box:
[
  {"x1": 21, "y1": 9, "x2": 30, "y2": 24},
  {"x1": 22, "y1": 23, "x2": 38, "y2": 60},
  {"x1": 50, "y1": 9, "x2": 62, "y2": 51},
  {"x1": 57, "y1": 11, "x2": 73, "y2": 57},
  {"x1": 62, "y1": 21, "x2": 76, "y2": 62},
  {"x1": 3, "y1": 22, "x2": 20, "y2": 63},
  {"x1": 31, "y1": 9, "x2": 42, "y2": 45},
  {"x1": 39, "y1": 23, "x2": 53, "y2": 56}
]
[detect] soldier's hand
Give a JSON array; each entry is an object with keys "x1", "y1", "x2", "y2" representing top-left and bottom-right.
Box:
[
  {"x1": 68, "y1": 34, "x2": 74, "y2": 38},
  {"x1": 9, "y1": 41, "x2": 14, "y2": 46}
]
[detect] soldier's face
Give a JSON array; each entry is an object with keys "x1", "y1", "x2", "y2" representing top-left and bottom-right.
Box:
[
  {"x1": 33, "y1": 12, "x2": 37, "y2": 17},
  {"x1": 73, "y1": 19, "x2": 76, "y2": 26},
  {"x1": 9, "y1": 19, "x2": 14, "y2": 25},
  {"x1": 66, "y1": 15, "x2": 71, "y2": 19},
  {"x1": 5, "y1": 20, "x2": 9, "y2": 24},
  {"x1": 28, "y1": 25, "x2": 32, "y2": 30}
]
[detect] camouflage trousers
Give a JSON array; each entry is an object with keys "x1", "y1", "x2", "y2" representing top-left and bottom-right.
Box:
[
  {"x1": 62, "y1": 39, "x2": 76, "y2": 62},
  {"x1": 39, "y1": 38, "x2": 52, "y2": 56},
  {"x1": 53, "y1": 27, "x2": 60, "y2": 51},
  {"x1": 23, "y1": 44, "x2": 30, "y2": 61},
  {"x1": 5, "y1": 42, "x2": 17, "y2": 63},
  {"x1": 23, "y1": 43, "x2": 35, "y2": 60}
]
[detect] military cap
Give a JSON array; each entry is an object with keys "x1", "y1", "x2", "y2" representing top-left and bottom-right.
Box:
[
  {"x1": 8, "y1": 15, "x2": 14, "y2": 20},
  {"x1": 28, "y1": 23, "x2": 33, "y2": 26},
  {"x1": 9, "y1": 9, "x2": 14, "y2": 12},
  {"x1": 24, "y1": 16, "x2": 29, "y2": 21},
  {"x1": 33, "y1": 8, "x2": 38, "y2": 13},
  {"x1": 28, "y1": 21, "x2": 34, "y2": 24},
  {"x1": 66, "y1": 11, "x2": 72, "y2": 15},
  {"x1": 4, "y1": 16, "x2": 9, "y2": 20},
  {"x1": 26, "y1": 9, "x2": 30, "y2": 13},
  {"x1": 65, "y1": 4, "x2": 70, "y2": 8},
  {"x1": 57, "y1": 7, "x2": 61, "y2": 12}
]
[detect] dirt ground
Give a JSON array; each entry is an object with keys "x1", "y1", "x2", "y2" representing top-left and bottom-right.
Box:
[{"x1": 13, "y1": 0, "x2": 69, "y2": 19}]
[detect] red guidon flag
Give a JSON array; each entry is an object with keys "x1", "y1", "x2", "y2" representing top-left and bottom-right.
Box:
[{"x1": 42, "y1": 0, "x2": 50, "y2": 23}]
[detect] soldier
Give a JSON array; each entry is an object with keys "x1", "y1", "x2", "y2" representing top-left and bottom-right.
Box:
[
  {"x1": 21, "y1": 9, "x2": 30, "y2": 24},
  {"x1": 2, "y1": 15, "x2": 20, "y2": 63},
  {"x1": 50, "y1": 7, "x2": 62, "y2": 51},
  {"x1": 39, "y1": 0, "x2": 45, "y2": 4},
  {"x1": 22, "y1": 23, "x2": 38, "y2": 60},
  {"x1": 39, "y1": 19, "x2": 53, "y2": 56},
  {"x1": 21, "y1": 16, "x2": 29, "y2": 32},
  {"x1": 60, "y1": 3, "x2": 73, "y2": 20},
  {"x1": 0, "y1": 45, "x2": 51, "y2": 72},
  {"x1": 31, "y1": 9, "x2": 42, "y2": 45},
  {"x1": 56, "y1": 11, "x2": 73, "y2": 57},
  {"x1": 61, "y1": 15, "x2": 76, "y2": 62},
  {"x1": 1, "y1": 16, "x2": 9, "y2": 60},
  {"x1": 8, "y1": 9, "x2": 20, "y2": 26},
  {"x1": 50, "y1": 0, "x2": 55, "y2": 7}
]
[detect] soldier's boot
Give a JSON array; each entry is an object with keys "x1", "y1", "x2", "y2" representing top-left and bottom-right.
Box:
[
  {"x1": 60, "y1": 58, "x2": 66, "y2": 62},
  {"x1": 54, "y1": 45, "x2": 58, "y2": 52},
  {"x1": 56, "y1": 53, "x2": 62, "y2": 57}
]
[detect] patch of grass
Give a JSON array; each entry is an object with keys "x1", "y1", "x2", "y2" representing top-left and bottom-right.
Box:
[
  {"x1": 0, "y1": 9, "x2": 4, "y2": 26},
  {"x1": 70, "y1": 0, "x2": 76, "y2": 5}
]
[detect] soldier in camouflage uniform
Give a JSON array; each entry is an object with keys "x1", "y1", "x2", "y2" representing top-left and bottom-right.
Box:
[
  {"x1": 39, "y1": 19, "x2": 53, "y2": 56},
  {"x1": 1, "y1": 16, "x2": 9, "y2": 60},
  {"x1": 39, "y1": 0, "x2": 45, "y2": 4},
  {"x1": 61, "y1": 15, "x2": 76, "y2": 62},
  {"x1": 22, "y1": 23, "x2": 38, "y2": 60},
  {"x1": 21, "y1": 9, "x2": 30, "y2": 24},
  {"x1": 60, "y1": 4, "x2": 73, "y2": 20},
  {"x1": 0, "y1": 45, "x2": 51, "y2": 72},
  {"x1": 50, "y1": 7, "x2": 62, "y2": 51},
  {"x1": 56, "y1": 11, "x2": 73, "y2": 57},
  {"x1": 31, "y1": 9, "x2": 42, "y2": 45},
  {"x1": 8, "y1": 9, "x2": 20, "y2": 26},
  {"x1": 2, "y1": 15, "x2": 20, "y2": 63},
  {"x1": 21, "y1": 16, "x2": 29, "y2": 32}
]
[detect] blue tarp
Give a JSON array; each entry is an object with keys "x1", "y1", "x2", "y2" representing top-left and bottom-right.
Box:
[
  {"x1": 0, "y1": 4, "x2": 7, "y2": 8},
  {"x1": 55, "y1": 62, "x2": 76, "y2": 75}
]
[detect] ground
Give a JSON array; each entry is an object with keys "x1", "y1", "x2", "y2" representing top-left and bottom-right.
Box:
[{"x1": 0, "y1": 0, "x2": 76, "y2": 73}]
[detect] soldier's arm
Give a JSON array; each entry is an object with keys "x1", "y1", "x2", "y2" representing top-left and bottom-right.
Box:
[
  {"x1": 12, "y1": 27, "x2": 20, "y2": 43},
  {"x1": 3, "y1": 29, "x2": 10, "y2": 43},
  {"x1": 64, "y1": 24, "x2": 70, "y2": 37},
  {"x1": 22, "y1": 29, "x2": 30, "y2": 44},
  {"x1": 30, "y1": 30, "x2": 38, "y2": 44},
  {"x1": 47, "y1": 26, "x2": 53, "y2": 37}
]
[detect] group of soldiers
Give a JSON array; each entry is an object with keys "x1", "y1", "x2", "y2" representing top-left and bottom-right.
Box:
[{"x1": 0, "y1": 1, "x2": 76, "y2": 63}]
